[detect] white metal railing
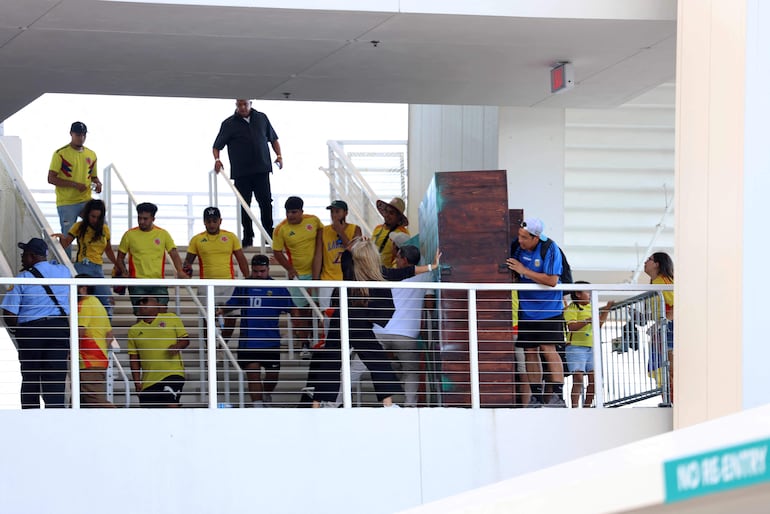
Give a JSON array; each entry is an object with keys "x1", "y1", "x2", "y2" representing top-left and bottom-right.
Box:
[
  {"x1": 0, "y1": 140, "x2": 75, "y2": 276},
  {"x1": 209, "y1": 168, "x2": 271, "y2": 254},
  {"x1": 186, "y1": 285, "x2": 246, "y2": 408},
  {"x1": 0, "y1": 276, "x2": 673, "y2": 410},
  {"x1": 107, "y1": 348, "x2": 132, "y2": 408},
  {"x1": 321, "y1": 140, "x2": 408, "y2": 236}
]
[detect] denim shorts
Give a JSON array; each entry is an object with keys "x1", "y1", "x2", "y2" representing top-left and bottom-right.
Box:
[
  {"x1": 566, "y1": 345, "x2": 594, "y2": 373},
  {"x1": 288, "y1": 274, "x2": 314, "y2": 308}
]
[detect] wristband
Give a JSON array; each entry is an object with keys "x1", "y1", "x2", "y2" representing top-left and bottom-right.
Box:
[
  {"x1": 428, "y1": 264, "x2": 433, "y2": 272},
  {"x1": 215, "y1": 158, "x2": 221, "y2": 162},
  {"x1": 276, "y1": 155, "x2": 282, "y2": 159}
]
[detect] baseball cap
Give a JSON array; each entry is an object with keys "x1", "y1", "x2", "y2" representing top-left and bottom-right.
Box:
[
  {"x1": 521, "y1": 217, "x2": 548, "y2": 242},
  {"x1": 285, "y1": 196, "x2": 304, "y2": 210},
  {"x1": 18, "y1": 237, "x2": 48, "y2": 257},
  {"x1": 203, "y1": 206, "x2": 221, "y2": 219},
  {"x1": 326, "y1": 200, "x2": 348, "y2": 211},
  {"x1": 70, "y1": 121, "x2": 87, "y2": 134},
  {"x1": 389, "y1": 231, "x2": 411, "y2": 248}
]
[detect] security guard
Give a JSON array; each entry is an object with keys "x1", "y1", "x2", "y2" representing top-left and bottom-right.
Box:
[{"x1": 2, "y1": 238, "x2": 72, "y2": 408}]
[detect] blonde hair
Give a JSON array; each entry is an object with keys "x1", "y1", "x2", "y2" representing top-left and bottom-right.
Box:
[{"x1": 349, "y1": 238, "x2": 384, "y2": 303}]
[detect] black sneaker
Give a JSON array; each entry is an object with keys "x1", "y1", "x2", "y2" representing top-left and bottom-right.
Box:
[
  {"x1": 241, "y1": 237, "x2": 253, "y2": 248},
  {"x1": 526, "y1": 396, "x2": 543, "y2": 408}
]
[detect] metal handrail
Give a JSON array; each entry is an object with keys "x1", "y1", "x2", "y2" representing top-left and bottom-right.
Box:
[
  {"x1": 322, "y1": 140, "x2": 380, "y2": 235},
  {"x1": 0, "y1": 140, "x2": 75, "y2": 275},
  {"x1": 187, "y1": 284, "x2": 246, "y2": 408},
  {"x1": 102, "y1": 163, "x2": 140, "y2": 238},
  {"x1": 209, "y1": 168, "x2": 271, "y2": 253},
  {"x1": 108, "y1": 350, "x2": 132, "y2": 408}
]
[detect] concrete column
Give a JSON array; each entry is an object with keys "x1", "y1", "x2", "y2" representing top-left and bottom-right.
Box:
[{"x1": 675, "y1": 0, "x2": 750, "y2": 427}]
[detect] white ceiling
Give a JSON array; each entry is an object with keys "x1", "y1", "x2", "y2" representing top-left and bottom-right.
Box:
[{"x1": 0, "y1": 1, "x2": 676, "y2": 121}]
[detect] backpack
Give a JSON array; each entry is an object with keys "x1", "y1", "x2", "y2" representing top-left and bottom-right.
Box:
[{"x1": 510, "y1": 238, "x2": 573, "y2": 285}]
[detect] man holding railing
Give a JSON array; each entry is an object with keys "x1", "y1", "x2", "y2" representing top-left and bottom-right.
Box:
[
  {"x1": 506, "y1": 218, "x2": 567, "y2": 408},
  {"x1": 213, "y1": 99, "x2": 283, "y2": 248}
]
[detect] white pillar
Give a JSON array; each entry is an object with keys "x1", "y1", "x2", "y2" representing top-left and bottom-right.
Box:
[{"x1": 675, "y1": 0, "x2": 760, "y2": 428}]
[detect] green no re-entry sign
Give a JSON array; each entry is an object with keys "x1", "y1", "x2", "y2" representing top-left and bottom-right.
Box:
[{"x1": 664, "y1": 437, "x2": 770, "y2": 503}]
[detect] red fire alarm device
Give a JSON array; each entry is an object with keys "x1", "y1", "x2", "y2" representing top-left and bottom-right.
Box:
[{"x1": 551, "y1": 62, "x2": 574, "y2": 93}]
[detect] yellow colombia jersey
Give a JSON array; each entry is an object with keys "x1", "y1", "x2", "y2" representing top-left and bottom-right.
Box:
[
  {"x1": 564, "y1": 302, "x2": 594, "y2": 347},
  {"x1": 118, "y1": 225, "x2": 176, "y2": 279},
  {"x1": 187, "y1": 229, "x2": 242, "y2": 279},
  {"x1": 49, "y1": 144, "x2": 97, "y2": 207},
  {"x1": 320, "y1": 224, "x2": 357, "y2": 281},
  {"x1": 652, "y1": 275, "x2": 674, "y2": 318},
  {"x1": 128, "y1": 312, "x2": 188, "y2": 388},
  {"x1": 272, "y1": 214, "x2": 323, "y2": 276},
  {"x1": 69, "y1": 222, "x2": 111, "y2": 265},
  {"x1": 78, "y1": 295, "x2": 112, "y2": 369},
  {"x1": 372, "y1": 224, "x2": 409, "y2": 268}
]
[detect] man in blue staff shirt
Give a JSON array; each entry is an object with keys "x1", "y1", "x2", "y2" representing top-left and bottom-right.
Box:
[
  {"x1": 2, "y1": 238, "x2": 72, "y2": 408},
  {"x1": 220, "y1": 254, "x2": 292, "y2": 407}
]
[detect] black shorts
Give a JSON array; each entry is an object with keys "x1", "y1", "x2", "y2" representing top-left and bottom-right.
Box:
[
  {"x1": 517, "y1": 315, "x2": 565, "y2": 349},
  {"x1": 139, "y1": 375, "x2": 185, "y2": 407},
  {"x1": 238, "y1": 348, "x2": 281, "y2": 371}
]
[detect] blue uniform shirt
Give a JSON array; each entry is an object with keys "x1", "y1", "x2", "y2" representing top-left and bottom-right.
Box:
[
  {"x1": 514, "y1": 241, "x2": 564, "y2": 320},
  {"x1": 1, "y1": 261, "x2": 72, "y2": 323},
  {"x1": 225, "y1": 280, "x2": 293, "y2": 349}
]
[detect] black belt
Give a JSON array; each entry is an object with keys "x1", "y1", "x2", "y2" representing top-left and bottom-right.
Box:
[{"x1": 21, "y1": 316, "x2": 68, "y2": 325}]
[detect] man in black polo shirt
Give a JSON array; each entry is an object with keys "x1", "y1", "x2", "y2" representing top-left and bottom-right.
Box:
[{"x1": 212, "y1": 99, "x2": 283, "y2": 248}]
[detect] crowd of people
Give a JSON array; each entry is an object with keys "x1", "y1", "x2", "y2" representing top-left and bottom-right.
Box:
[{"x1": 0, "y1": 102, "x2": 675, "y2": 409}]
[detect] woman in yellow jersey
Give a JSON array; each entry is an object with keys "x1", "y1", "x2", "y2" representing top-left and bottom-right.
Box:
[
  {"x1": 55, "y1": 199, "x2": 117, "y2": 318},
  {"x1": 644, "y1": 252, "x2": 674, "y2": 403}
]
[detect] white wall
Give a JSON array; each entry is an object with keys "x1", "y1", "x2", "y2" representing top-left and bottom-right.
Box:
[
  {"x1": 407, "y1": 104, "x2": 499, "y2": 226},
  {"x1": 498, "y1": 107, "x2": 565, "y2": 242},
  {"x1": 0, "y1": 136, "x2": 22, "y2": 174},
  {"x1": 0, "y1": 408, "x2": 671, "y2": 514}
]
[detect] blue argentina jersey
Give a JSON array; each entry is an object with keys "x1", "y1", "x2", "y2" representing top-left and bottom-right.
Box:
[
  {"x1": 226, "y1": 281, "x2": 293, "y2": 349},
  {"x1": 515, "y1": 242, "x2": 564, "y2": 320}
]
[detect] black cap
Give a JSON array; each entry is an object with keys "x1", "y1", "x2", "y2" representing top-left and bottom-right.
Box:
[
  {"x1": 203, "y1": 206, "x2": 221, "y2": 219},
  {"x1": 326, "y1": 200, "x2": 348, "y2": 211},
  {"x1": 18, "y1": 238, "x2": 48, "y2": 256},
  {"x1": 285, "y1": 196, "x2": 304, "y2": 210},
  {"x1": 251, "y1": 254, "x2": 270, "y2": 266},
  {"x1": 70, "y1": 121, "x2": 87, "y2": 134}
]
